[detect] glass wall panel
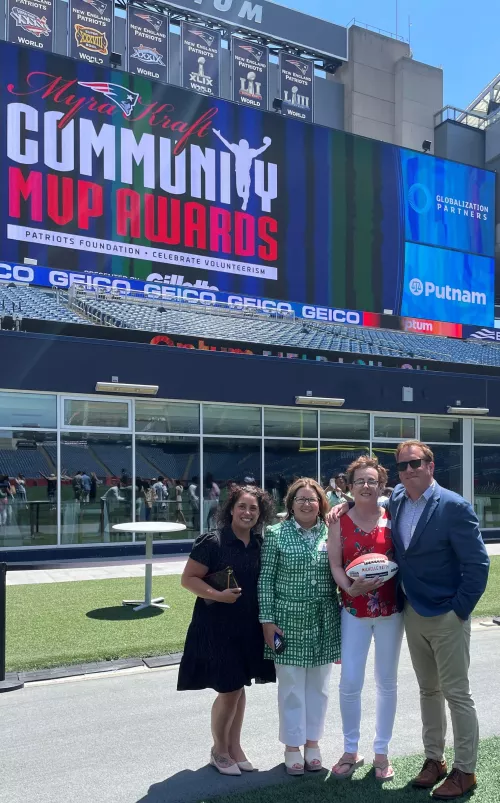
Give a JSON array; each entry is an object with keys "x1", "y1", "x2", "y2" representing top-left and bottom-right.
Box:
[
  {"x1": 264, "y1": 408, "x2": 317, "y2": 438},
  {"x1": 373, "y1": 443, "x2": 463, "y2": 495},
  {"x1": 63, "y1": 399, "x2": 129, "y2": 429},
  {"x1": 264, "y1": 439, "x2": 318, "y2": 509},
  {"x1": 420, "y1": 417, "x2": 462, "y2": 444},
  {"x1": 135, "y1": 401, "x2": 199, "y2": 434},
  {"x1": 429, "y1": 445, "x2": 462, "y2": 495},
  {"x1": 135, "y1": 435, "x2": 200, "y2": 540},
  {"x1": 474, "y1": 447, "x2": 500, "y2": 528},
  {"x1": 203, "y1": 404, "x2": 261, "y2": 436},
  {"x1": 60, "y1": 432, "x2": 133, "y2": 544},
  {"x1": 0, "y1": 392, "x2": 56, "y2": 429},
  {"x1": 373, "y1": 416, "x2": 415, "y2": 440},
  {"x1": 0, "y1": 430, "x2": 57, "y2": 546},
  {"x1": 203, "y1": 438, "x2": 262, "y2": 530},
  {"x1": 320, "y1": 443, "x2": 371, "y2": 488},
  {"x1": 474, "y1": 419, "x2": 500, "y2": 445},
  {"x1": 371, "y1": 445, "x2": 399, "y2": 487},
  {"x1": 320, "y1": 412, "x2": 369, "y2": 440}
]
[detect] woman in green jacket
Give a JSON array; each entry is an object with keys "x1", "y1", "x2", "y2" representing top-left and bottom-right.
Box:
[{"x1": 258, "y1": 477, "x2": 341, "y2": 776}]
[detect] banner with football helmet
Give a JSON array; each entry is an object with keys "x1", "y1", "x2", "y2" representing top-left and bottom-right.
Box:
[
  {"x1": 180, "y1": 21, "x2": 220, "y2": 98},
  {"x1": 69, "y1": 0, "x2": 113, "y2": 66},
  {"x1": 231, "y1": 37, "x2": 268, "y2": 111},
  {"x1": 126, "y1": 8, "x2": 168, "y2": 84},
  {"x1": 7, "y1": 0, "x2": 55, "y2": 51}
]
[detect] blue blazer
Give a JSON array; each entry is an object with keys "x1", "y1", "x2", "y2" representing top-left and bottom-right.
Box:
[{"x1": 388, "y1": 482, "x2": 489, "y2": 620}]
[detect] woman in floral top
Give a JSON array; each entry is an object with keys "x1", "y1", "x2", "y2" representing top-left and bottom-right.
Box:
[{"x1": 328, "y1": 456, "x2": 403, "y2": 782}]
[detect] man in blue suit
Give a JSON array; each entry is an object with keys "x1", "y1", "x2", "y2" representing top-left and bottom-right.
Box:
[
  {"x1": 334, "y1": 439, "x2": 489, "y2": 799},
  {"x1": 389, "y1": 441, "x2": 489, "y2": 799}
]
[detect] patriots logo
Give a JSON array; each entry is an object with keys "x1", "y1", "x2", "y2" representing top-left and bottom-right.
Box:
[
  {"x1": 82, "y1": 0, "x2": 107, "y2": 15},
  {"x1": 286, "y1": 59, "x2": 309, "y2": 76},
  {"x1": 189, "y1": 28, "x2": 214, "y2": 46},
  {"x1": 134, "y1": 12, "x2": 163, "y2": 32},
  {"x1": 78, "y1": 81, "x2": 139, "y2": 117},
  {"x1": 238, "y1": 44, "x2": 263, "y2": 62}
]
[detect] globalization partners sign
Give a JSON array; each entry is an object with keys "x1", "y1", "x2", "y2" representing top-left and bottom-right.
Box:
[{"x1": 401, "y1": 242, "x2": 494, "y2": 327}]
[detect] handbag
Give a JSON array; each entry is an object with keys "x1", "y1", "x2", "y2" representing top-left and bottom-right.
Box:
[{"x1": 203, "y1": 566, "x2": 239, "y2": 605}]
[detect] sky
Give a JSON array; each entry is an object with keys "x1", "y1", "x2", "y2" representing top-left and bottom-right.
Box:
[{"x1": 279, "y1": 0, "x2": 500, "y2": 109}]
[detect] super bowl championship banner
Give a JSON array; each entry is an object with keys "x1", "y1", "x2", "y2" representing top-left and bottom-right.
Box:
[
  {"x1": 279, "y1": 52, "x2": 313, "y2": 123},
  {"x1": 126, "y1": 8, "x2": 168, "y2": 84},
  {"x1": 69, "y1": 0, "x2": 113, "y2": 66},
  {"x1": 7, "y1": 0, "x2": 55, "y2": 51},
  {"x1": 231, "y1": 37, "x2": 268, "y2": 111},
  {"x1": 0, "y1": 41, "x2": 495, "y2": 326},
  {"x1": 181, "y1": 21, "x2": 220, "y2": 97}
]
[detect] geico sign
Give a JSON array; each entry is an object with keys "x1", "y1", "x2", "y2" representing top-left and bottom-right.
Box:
[
  {"x1": 302, "y1": 306, "x2": 361, "y2": 324},
  {"x1": 0, "y1": 263, "x2": 35, "y2": 282},
  {"x1": 409, "y1": 278, "x2": 486, "y2": 306}
]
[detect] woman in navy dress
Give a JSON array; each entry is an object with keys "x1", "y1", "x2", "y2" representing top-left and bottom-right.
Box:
[{"x1": 178, "y1": 484, "x2": 276, "y2": 776}]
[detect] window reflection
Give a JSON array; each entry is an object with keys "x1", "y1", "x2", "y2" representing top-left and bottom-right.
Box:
[
  {"x1": 203, "y1": 438, "x2": 262, "y2": 530},
  {"x1": 320, "y1": 443, "x2": 370, "y2": 488},
  {"x1": 203, "y1": 404, "x2": 261, "y2": 436},
  {"x1": 0, "y1": 430, "x2": 57, "y2": 547},
  {"x1": 63, "y1": 399, "x2": 129, "y2": 429},
  {"x1": 60, "y1": 433, "x2": 132, "y2": 544},
  {"x1": 135, "y1": 435, "x2": 200, "y2": 540},
  {"x1": 474, "y1": 446, "x2": 500, "y2": 528},
  {"x1": 135, "y1": 401, "x2": 199, "y2": 434},
  {"x1": 0, "y1": 392, "x2": 56, "y2": 429},
  {"x1": 264, "y1": 408, "x2": 317, "y2": 438},
  {"x1": 264, "y1": 439, "x2": 318, "y2": 510}
]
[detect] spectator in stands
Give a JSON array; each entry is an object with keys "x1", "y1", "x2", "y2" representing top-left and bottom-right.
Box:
[
  {"x1": 15, "y1": 474, "x2": 27, "y2": 508},
  {"x1": 0, "y1": 475, "x2": 11, "y2": 526},
  {"x1": 72, "y1": 471, "x2": 83, "y2": 502},
  {"x1": 204, "y1": 473, "x2": 220, "y2": 531},
  {"x1": 89, "y1": 472, "x2": 100, "y2": 503},
  {"x1": 121, "y1": 467, "x2": 131, "y2": 487},
  {"x1": 178, "y1": 484, "x2": 276, "y2": 775},
  {"x1": 40, "y1": 471, "x2": 57, "y2": 508},
  {"x1": 175, "y1": 480, "x2": 187, "y2": 525},
  {"x1": 258, "y1": 478, "x2": 341, "y2": 776},
  {"x1": 328, "y1": 456, "x2": 403, "y2": 781},
  {"x1": 188, "y1": 476, "x2": 200, "y2": 531},
  {"x1": 326, "y1": 473, "x2": 352, "y2": 507},
  {"x1": 81, "y1": 471, "x2": 91, "y2": 504}
]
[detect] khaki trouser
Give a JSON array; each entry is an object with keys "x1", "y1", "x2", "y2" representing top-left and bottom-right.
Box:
[{"x1": 404, "y1": 602, "x2": 479, "y2": 774}]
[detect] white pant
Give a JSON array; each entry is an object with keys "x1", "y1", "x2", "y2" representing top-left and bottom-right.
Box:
[
  {"x1": 339, "y1": 608, "x2": 404, "y2": 755},
  {"x1": 275, "y1": 663, "x2": 333, "y2": 746}
]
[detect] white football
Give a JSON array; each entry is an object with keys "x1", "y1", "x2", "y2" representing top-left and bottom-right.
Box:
[{"x1": 345, "y1": 552, "x2": 398, "y2": 584}]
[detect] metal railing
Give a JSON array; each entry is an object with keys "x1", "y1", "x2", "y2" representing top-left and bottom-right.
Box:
[
  {"x1": 347, "y1": 18, "x2": 408, "y2": 43},
  {"x1": 434, "y1": 106, "x2": 489, "y2": 130}
]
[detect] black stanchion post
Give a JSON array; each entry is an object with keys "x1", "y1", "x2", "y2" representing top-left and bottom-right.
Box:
[{"x1": 0, "y1": 563, "x2": 24, "y2": 693}]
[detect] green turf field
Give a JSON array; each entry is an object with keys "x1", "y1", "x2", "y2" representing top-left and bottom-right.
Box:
[
  {"x1": 5, "y1": 557, "x2": 500, "y2": 672},
  {"x1": 201, "y1": 738, "x2": 500, "y2": 803}
]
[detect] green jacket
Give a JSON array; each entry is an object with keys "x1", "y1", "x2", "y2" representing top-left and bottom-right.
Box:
[{"x1": 258, "y1": 519, "x2": 341, "y2": 667}]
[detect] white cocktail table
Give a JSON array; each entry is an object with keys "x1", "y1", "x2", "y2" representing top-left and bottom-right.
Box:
[{"x1": 112, "y1": 522, "x2": 186, "y2": 611}]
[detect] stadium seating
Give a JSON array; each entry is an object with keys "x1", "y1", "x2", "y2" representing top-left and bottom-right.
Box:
[
  {"x1": 0, "y1": 286, "x2": 87, "y2": 324},
  {"x1": 0, "y1": 448, "x2": 52, "y2": 478},
  {"x1": 5, "y1": 285, "x2": 500, "y2": 368}
]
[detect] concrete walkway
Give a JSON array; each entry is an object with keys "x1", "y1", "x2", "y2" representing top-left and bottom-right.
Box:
[
  {"x1": 6, "y1": 543, "x2": 500, "y2": 585},
  {"x1": 1, "y1": 628, "x2": 499, "y2": 803}
]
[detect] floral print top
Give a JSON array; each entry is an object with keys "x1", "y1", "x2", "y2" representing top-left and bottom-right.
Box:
[{"x1": 340, "y1": 510, "x2": 401, "y2": 618}]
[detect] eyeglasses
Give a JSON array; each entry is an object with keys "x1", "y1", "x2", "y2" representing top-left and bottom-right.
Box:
[
  {"x1": 396, "y1": 458, "x2": 427, "y2": 472},
  {"x1": 294, "y1": 496, "x2": 319, "y2": 505},
  {"x1": 352, "y1": 478, "x2": 379, "y2": 487}
]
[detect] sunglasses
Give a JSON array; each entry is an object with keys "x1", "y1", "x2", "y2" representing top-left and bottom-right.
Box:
[{"x1": 396, "y1": 458, "x2": 428, "y2": 472}]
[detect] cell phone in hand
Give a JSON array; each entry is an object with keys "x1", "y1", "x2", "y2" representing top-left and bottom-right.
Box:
[{"x1": 274, "y1": 632, "x2": 286, "y2": 654}]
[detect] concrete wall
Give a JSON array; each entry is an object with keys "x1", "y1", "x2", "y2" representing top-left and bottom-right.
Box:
[
  {"x1": 434, "y1": 121, "x2": 486, "y2": 168},
  {"x1": 336, "y1": 26, "x2": 443, "y2": 150}
]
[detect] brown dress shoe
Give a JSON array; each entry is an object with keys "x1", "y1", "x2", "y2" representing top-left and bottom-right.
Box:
[
  {"x1": 432, "y1": 768, "x2": 477, "y2": 799},
  {"x1": 412, "y1": 758, "x2": 448, "y2": 788}
]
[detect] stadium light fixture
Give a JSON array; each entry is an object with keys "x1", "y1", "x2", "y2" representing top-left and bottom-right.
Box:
[
  {"x1": 446, "y1": 406, "x2": 489, "y2": 415},
  {"x1": 422, "y1": 139, "x2": 432, "y2": 153},
  {"x1": 110, "y1": 52, "x2": 122, "y2": 68},
  {"x1": 95, "y1": 382, "x2": 158, "y2": 396},
  {"x1": 295, "y1": 396, "x2": 345, "y2": 407},
  {"x1": 272, "y1": 97, "x2": 283, "y2": 113}
]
